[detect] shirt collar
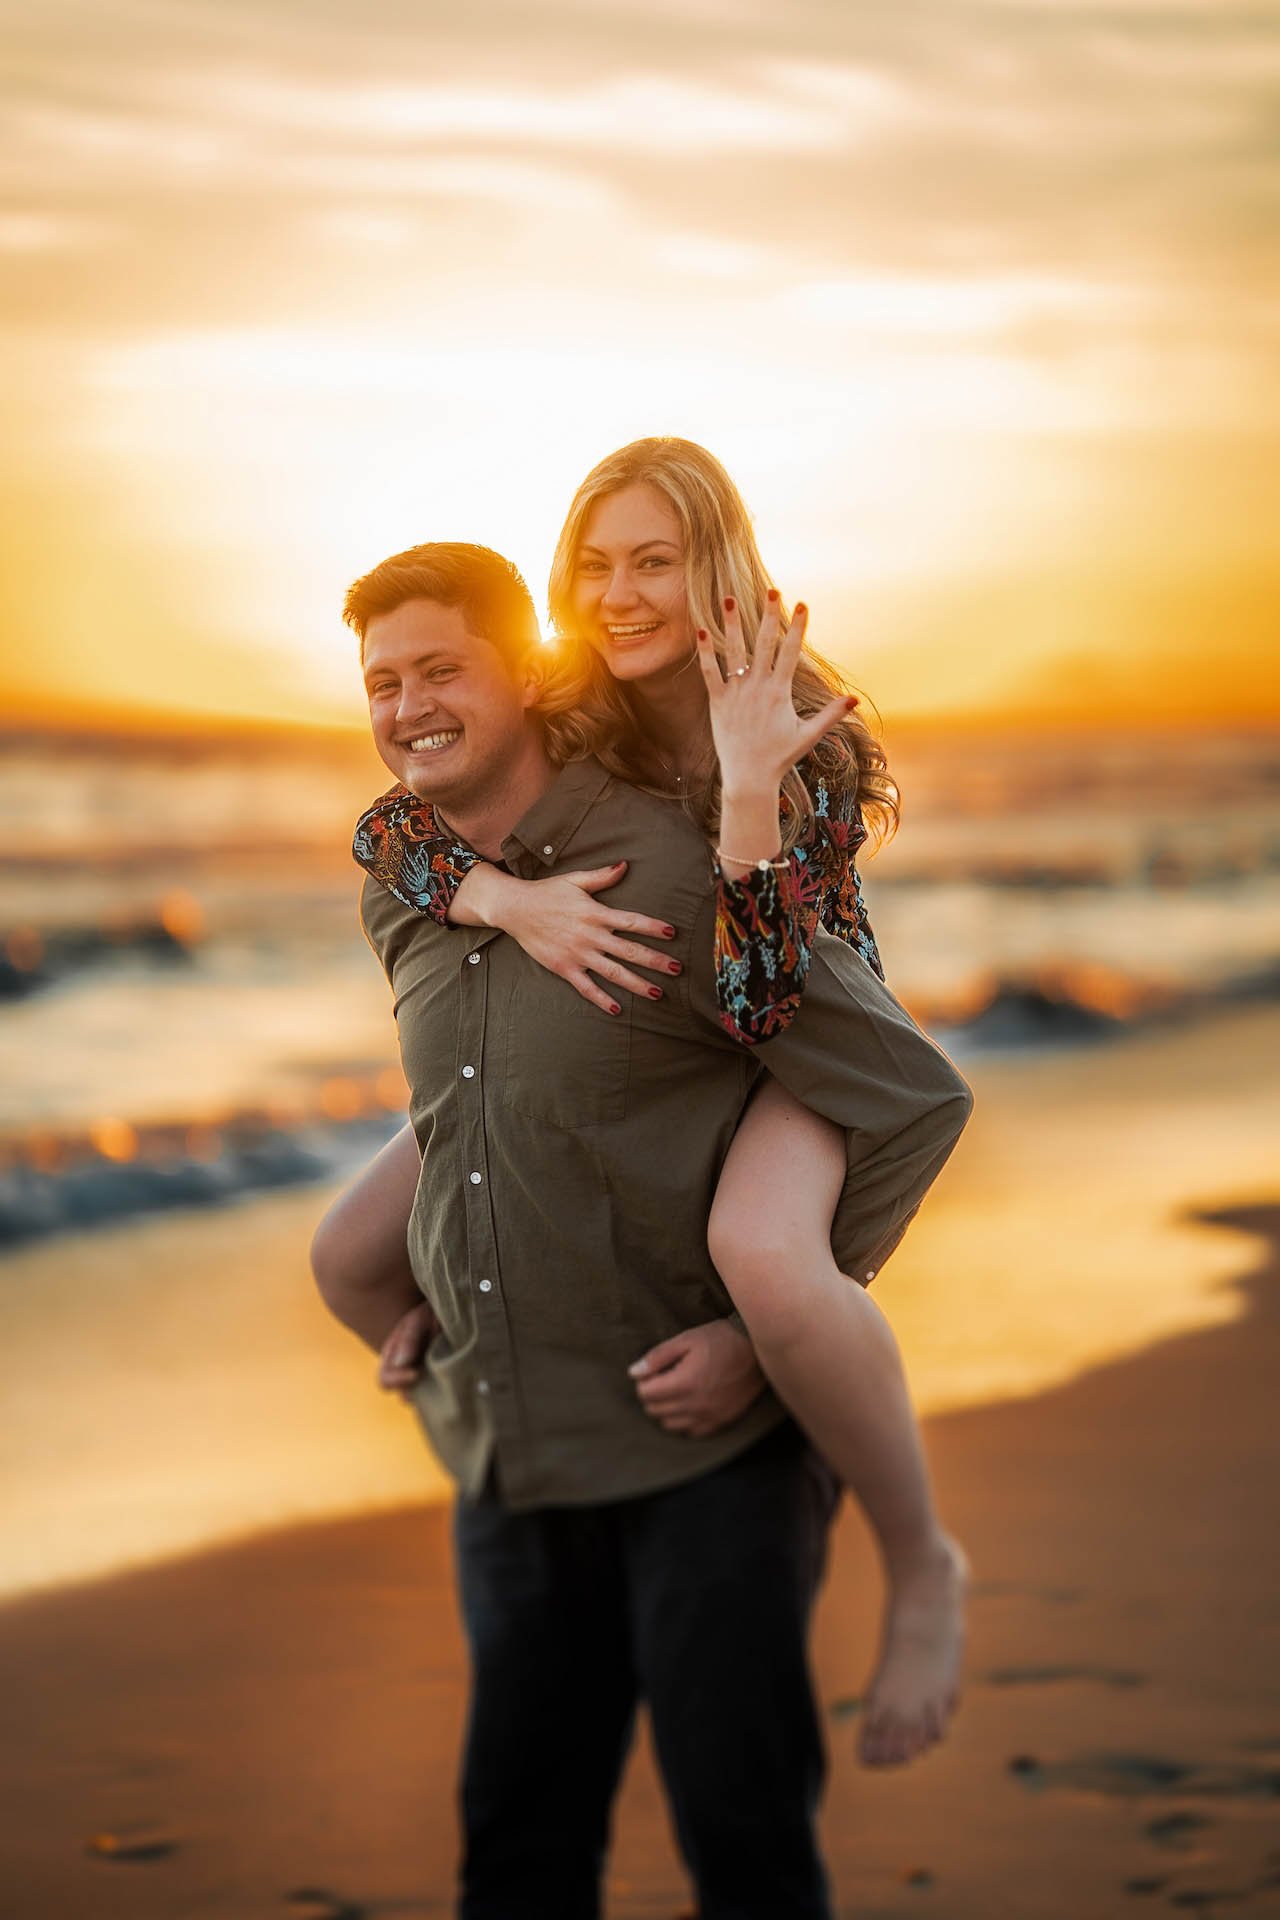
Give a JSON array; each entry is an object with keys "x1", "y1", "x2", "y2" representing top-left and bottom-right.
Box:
[{"x1": 502, "y1": 755, "x2": 612, "y2": 870}]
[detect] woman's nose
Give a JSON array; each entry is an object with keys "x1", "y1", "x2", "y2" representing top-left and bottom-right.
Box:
[{"x1": 600, "y1": 569, "x2": 636, "y2": 610}]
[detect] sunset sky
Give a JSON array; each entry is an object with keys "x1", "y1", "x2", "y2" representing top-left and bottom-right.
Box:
[{"x1": 2, "y1": 0, "x2": 1277, "y2": 731}]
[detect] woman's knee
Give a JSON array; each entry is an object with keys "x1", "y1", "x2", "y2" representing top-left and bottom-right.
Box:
[{"x1": 707, "y1": 1203, "x2": 827, "y2": 1351}]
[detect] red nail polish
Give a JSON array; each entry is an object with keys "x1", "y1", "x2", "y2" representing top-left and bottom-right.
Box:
[
  {"x1": 767, "y1": 588, "x2": 779, "y2": 602},
  {"x1": 668, "y1": 961, "x2": 681, "y2": 975},
  {"x1": 662, "y1": 924, "x2": 676, "y2": 938},
  {"x1": 609, "y1": 1001, "x2": 621, "y2": 1016},
  {"x1": 696, "y1": 628, "x2": 707, "y2": 640},
  {"x1": 648, "y1": 986, "x2": 663, "y2": 1000},
  {"x1": 724, "y1": 596, "x2": 736, "y2": 612},
  {"x1": 795, "y1": 601, "x2": 807, "y2": 616},
  {"x1": 846, "y1": 695, "x2": 859, "y2": 708}
]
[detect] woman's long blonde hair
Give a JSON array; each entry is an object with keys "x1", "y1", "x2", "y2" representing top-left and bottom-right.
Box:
[{"x1": 540, "y1": 436, "x2": 899, "y2": 852}]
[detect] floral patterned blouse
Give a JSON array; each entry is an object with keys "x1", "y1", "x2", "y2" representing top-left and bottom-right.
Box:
[{"x1": 352, "y1": 770, "x2": 883, "y2": 1049}]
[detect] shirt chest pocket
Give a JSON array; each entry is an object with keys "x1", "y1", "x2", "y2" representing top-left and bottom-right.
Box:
[{"x1": 501, "y1": 968, "x2": 632, "y2": 1129}]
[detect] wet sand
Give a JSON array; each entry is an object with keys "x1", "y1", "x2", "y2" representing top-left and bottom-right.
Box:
[{"x1": 3, "y1": 1187, "x2": 1278, "y2": 1917}]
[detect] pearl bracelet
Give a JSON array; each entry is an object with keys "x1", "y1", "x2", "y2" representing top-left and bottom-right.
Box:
[{"x1": 714, "y1": 847, "x2": 790, "y2": 872}]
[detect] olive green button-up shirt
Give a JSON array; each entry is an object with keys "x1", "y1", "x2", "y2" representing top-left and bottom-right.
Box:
[{"x1": 360, "y1": 755, "x2": 972, "y2": 1510}]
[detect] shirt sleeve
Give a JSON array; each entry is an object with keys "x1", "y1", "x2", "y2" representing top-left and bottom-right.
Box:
[
  {"x1": 713, "y1": 778, "x2": 882, "y2": 1047},
  {"x1": 352, "y1": 784, "x2": 483, "y2": 926}
]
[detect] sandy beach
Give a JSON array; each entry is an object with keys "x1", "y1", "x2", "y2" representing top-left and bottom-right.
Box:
[{"x1": 3, "y1": 1007, "x2": 1279, "y2": 1918}]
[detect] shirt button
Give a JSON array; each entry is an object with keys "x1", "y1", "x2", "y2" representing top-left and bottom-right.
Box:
[
  {"x1": 542, "y1": 844, "x2": 554, "y2": 856},
  {"x1": 865, "y1": 1269, "x2": 876, "y2": 1282},
  {"x1": 467, "y1": 951, "x2": 481, "y2": 965},
  {"x1": 478, "y1": 1279, "x2": 493, "y2": 1293},
  {"x1": 477, "y1": 1379, "x2": 490, "y2": 1395},
  {"x1": 469, "y1": 1171, "x2": 482, "y2": 1185},
  {"x1": 461, "y1": 1065, "x2": 476, "y2": 1079}
]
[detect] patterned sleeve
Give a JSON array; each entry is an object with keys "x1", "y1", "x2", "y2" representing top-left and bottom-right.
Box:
[
  {"x1": 812, "y1": 783, "x2": 885, "y2": 983},
  {"x1": 352, "y1": 784, "x2": 483, "y2": 924},
  {"x1": 713, "y1": 777, "x2": 883, "y2": 1047}
]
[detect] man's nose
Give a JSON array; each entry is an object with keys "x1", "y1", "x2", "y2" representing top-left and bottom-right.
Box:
[{"x1": 398, "y1": 678, "x2": 437, "y2": 722}]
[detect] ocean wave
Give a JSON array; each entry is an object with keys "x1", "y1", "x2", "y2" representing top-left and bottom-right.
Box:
[
  {"x1": 2, "y1": 959, "x2": 1276, "y2": 1251},
  {"x1": 0, "y1": 1106, "x2": 403, "y2": 1251},
  {"x1": 924, "y1": 958, "x2": 1280, "y2": 1054}
]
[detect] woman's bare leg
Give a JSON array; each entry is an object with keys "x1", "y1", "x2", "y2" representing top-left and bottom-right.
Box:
[
  {"x1": 707, "y1": 1078, "x2": 968, "y2": 1768},
  {"x1": 310, "y1": 1121, "x2": 424, "y2": 1353}
]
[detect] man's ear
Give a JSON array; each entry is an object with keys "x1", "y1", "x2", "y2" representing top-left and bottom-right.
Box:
[{"x1": 520, "y1": 647, "x2": 549, "y2": 711}]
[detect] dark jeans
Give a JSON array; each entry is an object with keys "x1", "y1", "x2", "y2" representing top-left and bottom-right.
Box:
[{"x1": 452, "y1": 1420, "x2": 841, "y2": 1920}]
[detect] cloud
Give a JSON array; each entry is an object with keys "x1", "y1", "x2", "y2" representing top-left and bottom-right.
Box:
[
  {"x1": 0, "y1": 210, "x2": 108, "y2": 252},
  {"x1": 2, "y1": 0, "x2": 1277, "y2": 728},
  {"x1": 173, "y1": 68, "x2": 876, "y2": 155}
]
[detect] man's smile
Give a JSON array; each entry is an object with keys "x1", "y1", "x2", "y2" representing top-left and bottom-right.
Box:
[{"x1": 400, "y1": 729, "x2": 462, "y2": 754}]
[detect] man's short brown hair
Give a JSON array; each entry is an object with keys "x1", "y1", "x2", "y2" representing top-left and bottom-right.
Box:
[{"x1": 343, "y1": 542, "x2": 542, "y2": 667}]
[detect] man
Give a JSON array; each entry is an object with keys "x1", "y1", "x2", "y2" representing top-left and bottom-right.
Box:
[{"x1": 319, "y1": 541, "x2": 971, "y2": 1920}]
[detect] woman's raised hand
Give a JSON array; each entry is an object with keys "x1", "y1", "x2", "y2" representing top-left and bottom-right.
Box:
[
  {"x1": 489, "y1": 865, "x2": 681, "y2": 1018},
  {"x1": 694, "y1": 594, "x2": 855, "y2": 799}
]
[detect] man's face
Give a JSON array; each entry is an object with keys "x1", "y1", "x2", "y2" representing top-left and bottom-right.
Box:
[{"x1": 362, "y1": 599, "x2": 536, "y2": 806}]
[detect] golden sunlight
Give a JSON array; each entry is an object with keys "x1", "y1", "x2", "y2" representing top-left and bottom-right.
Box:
[{"x1": 2, "y1": 6, "x2": 1276, "y2": 733}]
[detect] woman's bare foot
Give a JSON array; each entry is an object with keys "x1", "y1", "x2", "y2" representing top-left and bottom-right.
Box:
[{"x1": 859, "y1": 1532, "x2": 969, "y2": 1767}]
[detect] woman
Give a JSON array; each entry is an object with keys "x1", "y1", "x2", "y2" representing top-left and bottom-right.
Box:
[{"x1": 321, "y1": 438, "x2": 969, "y2": 1768}]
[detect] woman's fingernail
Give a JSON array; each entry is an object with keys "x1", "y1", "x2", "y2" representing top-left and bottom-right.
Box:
[
  {"x1": 846, "y1": 695, "x2": 859, "y2": 708},
  {"x1": 648, "y1": 986, "x2": 663, "y2": 1000},
  {"x1": 795, "y1": 601, "x2": 807, "y2": 615},
  {"x1": 767, "y1": 588, "x2": 779, "y2": 602},
  {"x1": 662, "y1": 924, "x2": 676, "y2": 938},
  {"x1": 667, "y1": 961, "x2": 682, "y2": 975},
  {"x1": 724, "y1": 596, "x2": 736, "y2": 612},
  {"x1": 696, "y1": 627, "x2": 708, "y2": 640}
]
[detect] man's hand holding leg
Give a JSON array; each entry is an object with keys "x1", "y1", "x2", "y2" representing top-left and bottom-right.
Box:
[
  {"x1": 629, "y1": 1319, "x2": 766, "y2": 1438},
  {"x1": 377, "y1": 1300, "x2": 441, "y2": 1401}
]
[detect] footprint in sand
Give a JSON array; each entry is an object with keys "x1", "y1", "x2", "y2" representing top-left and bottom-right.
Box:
[
  {"x1": 1007, "y1": 1752, "x2": 1189, "y2": 1795},
  {"x1": 1145, "y1": 1811, "x2": 1214, "y2": 1850},
  {"x1": 983, "y1": 1663, "x2": 1146, "y2": 1689},
  {"x1": 1006, "y1": 1752, "x2": 1276, "y2": 1795},
  {"x1": 85, "y1": 1829, "x2": 178, "y2": 1863},
  {"x1": 284, "y1": 1888, "x2": 369, "y2": 1920}
]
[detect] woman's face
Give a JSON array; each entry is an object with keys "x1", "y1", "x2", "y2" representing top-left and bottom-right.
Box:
[{"x1": 571, "y1": 482, "x2": 694, "y2": 684}]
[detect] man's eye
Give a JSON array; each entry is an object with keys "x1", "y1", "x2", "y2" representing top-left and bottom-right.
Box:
[
  {"x1": 369, "y1": 683, "x2": 396, "y2": 697},
  {"x1": 428, "y1": 668, "x2": 457, "y2": 683}
]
